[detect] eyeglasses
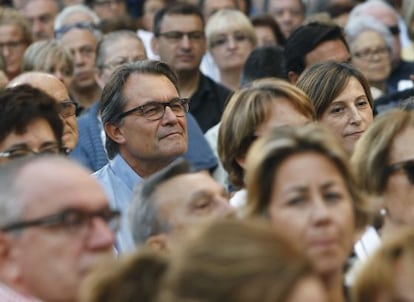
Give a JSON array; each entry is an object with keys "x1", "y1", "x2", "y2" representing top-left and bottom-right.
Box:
[
  {"x1": 210, "y1": 32, "x2": 251, "y2": 48},
  {"x1": 0, "y1": 208, "x2": 121, "y2": 234},
  {"x1": 0, "y1": 40, "x2": 25, "y2": 51},
  {"x1": 388, "y1": 25, "x2": 400, "y2": 36},
  {"x1": 58, "y1": 99, "x2": 77, "y2": 118},
  {"x1": 0, "y1": 145, "x2": 61, "y2": 159},
  {"x1": 54, "y1": 22, "x2": 99, "y2": 39},
  {"x1": 118, "y1": 97, "x2": 190, "y2": 121},
  {"x1": 353, "y1": 46, "x2": 390, "y2": 60},
  {"x1": 157, "y1": 31, "x2": 204, "y2": 43},
  {"x1": 386, "y1": 159, "x2": 414, "y2": 185}
]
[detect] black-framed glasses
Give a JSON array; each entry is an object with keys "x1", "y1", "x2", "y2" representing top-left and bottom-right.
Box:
[
  {"x1": 157, "y1": 31, "x2": 204, "y2": 42},
  {"x1": 1, "y1": 208, "x2": 121, "y2": 234},
  {"x1": 58, "y1": 99, "x2": 77, "y2": 118},
  {"x1": 100, "y1": 56, "x2": 147, "y2": 70},
  {"x1": 0, "y1": 144, "x2": 61, "y2": 159},
  {"x1": 386, "y1": 159, "x2": 414, "y2": 185},
  {"x1": 118, "y1": 97, "x2": 190, "y2": 121}
]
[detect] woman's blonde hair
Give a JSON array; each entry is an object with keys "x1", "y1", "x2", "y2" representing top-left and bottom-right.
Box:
[
  {"x1": 159, "y1": 218, "x2": 316, "y2": 302},
  {"x1": 218, "y1": 78, "x2": 314, "y2": 189},
  {"x1": 205, "y1": 8, "x2": 257, "y2": 50}
]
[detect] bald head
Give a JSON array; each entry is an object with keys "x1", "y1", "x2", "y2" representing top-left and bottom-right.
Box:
[
  {"x1": 8, "y1": 71, "x2": 79, "y2": 152},
  {"x1": 7, "y1": 71, "x2": 70, "y2": 102}
]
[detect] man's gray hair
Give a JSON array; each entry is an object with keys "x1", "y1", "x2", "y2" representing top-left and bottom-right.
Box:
[
  {"x1": 101, "y1": 60, "x2": 179, "y2": 159},
  {"x1": 95, "y1": 30, "x2": 146, "y2": 70},
  {"x1": 128, "y1": 159, "x2": 192, "y2": 246},
  {"x1": 54, "y1": 4, "x2": 102, "y2": 39}
]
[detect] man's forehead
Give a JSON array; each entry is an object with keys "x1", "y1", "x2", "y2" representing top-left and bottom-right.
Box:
[{"x1": 160, "y1": 13, "x2": 203, "y2": 29}]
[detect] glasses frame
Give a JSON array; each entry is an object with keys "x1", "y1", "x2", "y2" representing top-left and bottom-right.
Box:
[
  {"x1": 0, "y1": 145, "x2": 62, "y2": 159},
  {"x1": 386, "y1": 159, "x2": 414, "y2": 185},
  {"x1": 118, "y1": 97, "x2": 190, "y2": 121},
  {"x1": 157, "y1": 31, "x2": 205, "y2": 42},
  {"x1": 0, "y1": 208, "x2": 121, "y2": 233},
  {"x1": 59, "y1": 99, "x2": 77, "y2": 118}
]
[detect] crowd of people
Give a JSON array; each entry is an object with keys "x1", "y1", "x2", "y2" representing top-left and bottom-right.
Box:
[{"x1": 0, "y1": 0, "x2": 414, "y2": 301}]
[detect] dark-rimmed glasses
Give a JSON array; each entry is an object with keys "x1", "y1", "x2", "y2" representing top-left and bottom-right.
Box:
[
  {"x1": 119, "y1": 97, "x2": 189, "y2": 121},
  {"x1": 0, "y1": 145, "x2": 61, "y2": 159},
  {"x1": 386, "y1": 159, "x2": 414, "y2": 185},
  {"x1": 1, "y1": 208, "x2": 121, "y2": 234},
  {"x1": 0, "y1": 40, "x2": 26, "y2": 51},
  {"x1": 157, "y1": 31, "x2": 204, "y2": 43},
  {"x1": 58, "y1": 99, "x2": 77, "y2": 118}
]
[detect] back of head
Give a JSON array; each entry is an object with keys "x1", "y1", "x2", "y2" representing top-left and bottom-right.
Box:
[
  {"x1": 284, "y1": 21, "x2": 348, "y2": 76},
  {"x1": 80, "y1": 248, "x2": 169, "y2": 302},
  {"x1": 240, "y1": 45, "x2": 287, "y2": 87},
  {"x1": 352, "y1": 228, "x2": 414, "y2": 302},
  {"x1": 218, "y1": 78, "x2": 314, "y2": 189},
  {"x1": 296, "y1": 61, "x2": 373, "y2": 119},
  {"x1": 0, "y1": 84, "x2": 63, "y2": 147},
  {"x1": 159, "y1": 218, "x2": 314, "y2": 302}
]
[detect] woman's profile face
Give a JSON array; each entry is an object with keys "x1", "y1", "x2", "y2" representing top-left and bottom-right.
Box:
[
  {"x1": 383, "y1": 126, "x2": 414, "y2": 228},
  {"x1": 268, "y1": 151, "x2": 355, "y2": 277},
  {"x1": 320, "y1": 76, "x2": 373, "y2": 153}
]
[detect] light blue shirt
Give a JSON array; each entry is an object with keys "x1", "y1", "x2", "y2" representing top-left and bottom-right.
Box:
[{"x1": 93, "y1": 154, "x2": 141, "y2": 253}]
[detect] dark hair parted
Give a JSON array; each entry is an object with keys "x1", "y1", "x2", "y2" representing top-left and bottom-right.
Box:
[
  {"x1": 296, "y1": 61, "x2": 373, "y2": 119},
  {"x1": 284, "y1": 21, "x2": 349, "y2": 75},
  {"x1": 250, "y1": 13, "x2": 286, "y2": 46},
  {"x1": 153, "y1": 2, "x2": 204, "y2": 37},
  {"x1": 0, "y1": 85, "x2": 63, "y2": 147},
  {"x1": 100, "y1": 60, "x2": 179, "y2": 159}
]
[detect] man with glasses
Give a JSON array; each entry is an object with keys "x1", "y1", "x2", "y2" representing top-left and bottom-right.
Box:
[
  {"x1": 8, "y1": 72, "x2": 79, "y2": 154},
  {"x1": 0, "y1": 85, "x2": 63, "y2": 164},
  {"x1": 71, "y1": 30, "x2": 217, "y2": 174},
  {"x1": 151, "y1": 2, "x2": 231, "y2": 133},
  {"x1": 0, "y1": 155, "x2": 118, "y2": 301},
  {"x1": 94, "y1": 60, "x2": 188, "y2": 253},
  {"x1": 0, "y1": 7, "x2": 32, "y2": 80}
]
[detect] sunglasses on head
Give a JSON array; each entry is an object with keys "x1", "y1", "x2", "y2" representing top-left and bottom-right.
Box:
[{"x1": 386, "y1": 159, "x2": 414, "y2": 184}]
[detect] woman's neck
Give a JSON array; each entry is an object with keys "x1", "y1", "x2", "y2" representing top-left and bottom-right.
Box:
[
  {"x1": 219, "y1": 68, "x2": 241, "y2": 91},
  {"x1": 321, "y1": 271, "x2": 346, "y2": 302}
]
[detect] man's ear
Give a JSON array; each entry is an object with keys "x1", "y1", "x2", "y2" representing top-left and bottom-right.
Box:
[
  {"x1": 94, "y1": 67, "x2": 105, "y2": 90},
  {"x1": 288, "y1": 71, "x2": 299, "y2": 84},
  {"x1": 151, "y1": 36, "x2": 160, "y2": 56},
  {"x1": 145, "y1": 233, "x2": 169, "y2": 252},
  {"x1": 104, "y1": 123, "x2": 126, "y2": 146}
]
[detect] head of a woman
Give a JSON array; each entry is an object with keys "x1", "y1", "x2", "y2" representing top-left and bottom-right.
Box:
[
  {"x1": 245, "y1": 124, "x2": 368, "y2": 278},
  {"x1": 218, "y1": 78, "x2": 314, "y2": 189},
  {"x1": 352, "y1": 228, "x2": 414, "y2": 302},
  {"x1": 296, "y1": 61, "x2": 374, "y2": 153},
  {"x1": 346, "y1": 15, "x2": 393, "y2": 92},
  {"x1": 22, "y1": 39, "x2": 74, "y2": 89},
  {"x1": 205, "y1": 9, "x2": 256, "y2": 73},
  {"x1": 158, "y1": 218, "x2": 328, "y2": 302},
  {"x1": 352, "y1": 109, "x2": 414, "y2": 234}
]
